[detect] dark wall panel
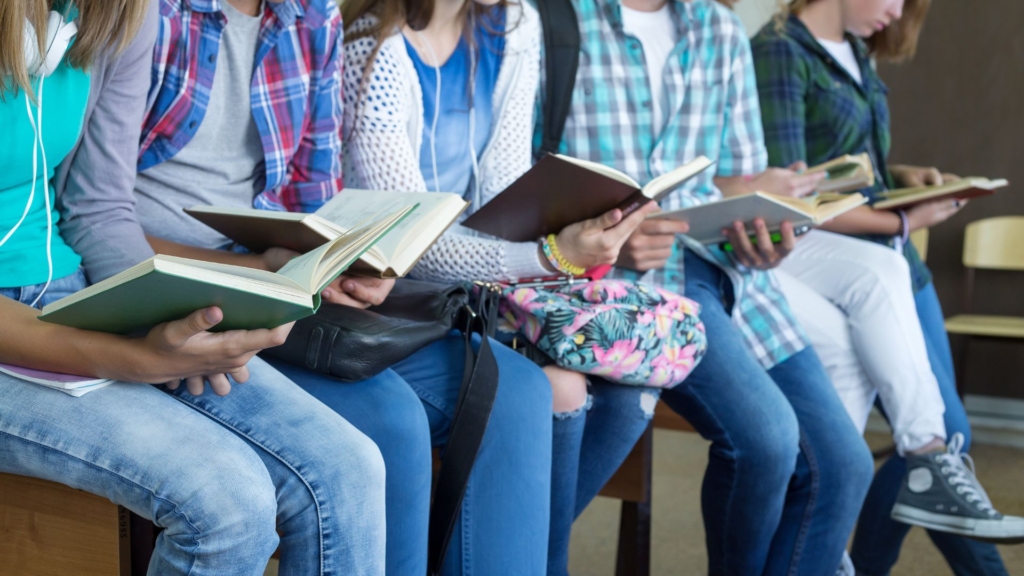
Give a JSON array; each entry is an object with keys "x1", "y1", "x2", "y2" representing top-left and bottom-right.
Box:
[{"x1": 879, "y1": 1, "x2": 1024, "y2": 398}]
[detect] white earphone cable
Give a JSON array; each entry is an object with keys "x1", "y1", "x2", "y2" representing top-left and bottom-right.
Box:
[
  {"x1": 30, "y1": 73, "x2": 54, "y2": 308},
  {"x1": 416, "y1": 30, "x2": 443, "y2": 194}
]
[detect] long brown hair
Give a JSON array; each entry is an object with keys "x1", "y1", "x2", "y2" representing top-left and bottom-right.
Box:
[
  {"x1": 0, "y1": 0, "x2": 149, "y2": 99},
  {"x1": 785, "y1": 0, "x2": 932, "y2": 62}
]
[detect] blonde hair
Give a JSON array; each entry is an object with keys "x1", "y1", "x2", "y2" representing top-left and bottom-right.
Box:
[
  {"x1": 0, "y1": 0, "x2": 149, "y2": 99},
  {"x1": 783, "y1": 0, "x2": 932, "y2": 62}
]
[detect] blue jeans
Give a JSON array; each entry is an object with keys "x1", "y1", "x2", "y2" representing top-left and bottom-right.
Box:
[
  {"x1": 851, "y1": 282, "x2": 1008, "y2": 575},
  {"x1": 545, "y1": 379, "x2": 658, "y2": 576},
  {"x1": 266, "y1": 331, "x2": 554, "y2": 576},
  {"x1": 660, "y1": 251, "x2": 873, "y2": 575},
  {"x1": 1, "y1": 272, "x2": 386, "y2": 575}
]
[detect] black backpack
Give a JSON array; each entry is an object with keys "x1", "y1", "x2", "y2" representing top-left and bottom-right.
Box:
[{"x1": 536, "y1": 0, "x2": 581, "y2": 155}]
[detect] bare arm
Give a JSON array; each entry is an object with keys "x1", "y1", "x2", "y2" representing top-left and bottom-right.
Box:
[
  {"x1": 0, "y1": 298, "x2": 289, "y2": 390},
  {"x1": 819, "y1": 205, "x2": 902, "y2": 236}
]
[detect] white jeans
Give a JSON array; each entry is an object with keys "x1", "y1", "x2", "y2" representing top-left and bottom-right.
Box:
[{"x1": 777, "y1": 230, "x2": 946, "y2": 453}]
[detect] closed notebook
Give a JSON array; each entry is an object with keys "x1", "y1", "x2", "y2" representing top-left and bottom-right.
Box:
[
  {"x1": 185, "y1": 189, "x2": 468, "y2": 278},
  {"x1": 806, "y1": 153, "x2": 875, "y2": 194},
  {"x1": 872, "y1": 177, "x2": 1008, "y2": 210},
  {"x1": 0, "y1": 363, "x2": 113, "y2": 397},
  {"x1": 650, "y1": 192, "x2": 868, "y2": 244},
  {"x1": 461, "y1": 154, "x2": 715, "y2": 242},
  {"x1": 39, "y1": 204, "x2": 415, "y2": 334}
]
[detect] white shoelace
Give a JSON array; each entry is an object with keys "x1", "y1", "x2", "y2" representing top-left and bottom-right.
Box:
[{"x1": 937, "y1": 432, "x2": 997, "y2": 517}]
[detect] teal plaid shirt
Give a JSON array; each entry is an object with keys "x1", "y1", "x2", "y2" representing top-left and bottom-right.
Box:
[
  {"x1": 536, "y1": 0, "x2": 808, "y2": 368},
  {"x1": 751, "y1": 15, "x2": 932, "y2": 292}
]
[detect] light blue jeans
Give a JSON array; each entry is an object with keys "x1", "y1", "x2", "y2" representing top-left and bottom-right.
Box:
[
  {"x1": 0, "y1": 271, "x2": 387, "y2": 575},
  {"x1": 267, "y1": 331, "x2": 554, "y2": 576}
]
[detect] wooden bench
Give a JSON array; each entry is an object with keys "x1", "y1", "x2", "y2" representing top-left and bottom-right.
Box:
[
  {"x1": 596, "y1": 402, "x2": 696, "y2": 576},
  {"x1": 0, "y1": 473, "x2": 156, "y2": 576},
  {"x1": 1, "y1": 405, "x2": 695, "y2": 576}
]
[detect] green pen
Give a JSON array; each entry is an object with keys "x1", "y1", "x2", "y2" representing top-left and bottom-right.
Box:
[{"x1": 720, "y1": 225, "x2": 811, "y2": 252}]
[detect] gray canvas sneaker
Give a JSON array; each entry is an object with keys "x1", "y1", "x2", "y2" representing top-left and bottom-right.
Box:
[{"x1": 891, "y1": 432, "x2": 1024, "y2": 543}]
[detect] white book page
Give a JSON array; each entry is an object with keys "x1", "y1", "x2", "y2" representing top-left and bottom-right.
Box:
[
  {"x1": 554, "y1": 154, "x2": 639, "y2": 188},
  {"x1": 313, "y1": 190, "x2": 463, "y2": 270},
  {"x1": 642, "y1": 156, "x2": 714, "y2": 199}
]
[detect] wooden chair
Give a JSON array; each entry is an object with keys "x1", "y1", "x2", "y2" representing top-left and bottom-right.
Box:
[
  {"x1": 944, "y1": 216, "x2": 1024, "y2": 396},
  {"x1": 0, "y1": 473, "x2": 156, "y2": 576},
  {"x1": 595, "y1": 403, "x2": 695, "y2": 576}
]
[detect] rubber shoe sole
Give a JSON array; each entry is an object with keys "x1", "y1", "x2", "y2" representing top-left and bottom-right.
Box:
[{"x1": 892, "y1": 503, "x2": 1024, "y2": 544}]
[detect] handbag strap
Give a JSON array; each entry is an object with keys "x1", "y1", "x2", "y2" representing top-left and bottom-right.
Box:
[
  {"x1": 536, "y1": 0, "x2": 581, "y2": 155},
  {"x1": 427, "y1": 288, "x2": 501, "y2": 576}
]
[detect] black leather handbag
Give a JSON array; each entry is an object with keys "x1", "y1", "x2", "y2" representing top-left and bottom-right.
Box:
[
  {"x1": 263, "y1": 280, "x2": 473, "y2": 382},
  {"x1": 262, "y1": 279, "x2": 501, "y2": 575}
]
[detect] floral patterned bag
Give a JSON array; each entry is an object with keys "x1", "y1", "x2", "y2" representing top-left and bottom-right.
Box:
[{"x1": 492, "y1": 279, "x2": 707, "y2": 388}]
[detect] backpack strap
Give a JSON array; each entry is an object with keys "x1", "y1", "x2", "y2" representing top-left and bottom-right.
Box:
[{"x1": 536, "y1": 0, "x2": 581, "y2": 155}]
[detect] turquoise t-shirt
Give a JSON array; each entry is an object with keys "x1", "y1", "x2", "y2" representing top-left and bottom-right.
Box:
[{"x1": 0, "y1": 61, "x2": 89, "y2": 288}]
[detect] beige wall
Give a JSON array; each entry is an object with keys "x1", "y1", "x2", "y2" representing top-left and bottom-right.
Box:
[{"x1": 732, "y1": 0, "x2": 779, "y2": 37}]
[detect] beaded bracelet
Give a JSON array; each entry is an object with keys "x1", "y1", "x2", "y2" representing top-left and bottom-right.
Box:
[{"x1": 541, "y1": 234, "x2": 586, "y2": 276}]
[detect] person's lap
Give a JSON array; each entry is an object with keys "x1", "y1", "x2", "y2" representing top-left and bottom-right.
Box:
[
  {"x1": 0, "y1": 376, "x2": 280, "y2": 575},
  {"x1": 271, "y1": 331, "x2": 553, "y2": 575},
  {"x1": 265, "y1": 359, "x2": 433, "y2": 576}
]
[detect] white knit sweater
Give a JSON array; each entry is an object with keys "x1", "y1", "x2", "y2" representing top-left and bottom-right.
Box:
[{"x1": 342, "y1": 2, "x2": 550, "y2": 283}]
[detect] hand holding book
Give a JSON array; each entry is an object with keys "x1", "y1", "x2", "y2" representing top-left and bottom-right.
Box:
[{"x1": 547, "y1": 203, "x2": 662, "y2": 274}]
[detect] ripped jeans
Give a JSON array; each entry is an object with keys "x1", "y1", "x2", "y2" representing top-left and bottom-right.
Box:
[{"x1": 547, "y1": 378, "x2": 659, "y2": 576}]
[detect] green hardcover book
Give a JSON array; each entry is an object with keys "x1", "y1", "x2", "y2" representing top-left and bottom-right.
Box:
[{"x1": 38, "y1": 203, "x2": 417, "y2": 334}]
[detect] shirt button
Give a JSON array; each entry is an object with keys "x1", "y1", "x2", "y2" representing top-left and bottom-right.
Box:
[
  {"x1": 188, "y1": 120, "x2": 198, "y2": 130},
  {"x1": 834, "y1": 81, "x2": 841, "y2": 88},
  {"x1": 208, "y1": 54, "x2": 216, "y2": 64},
  {"x1": 642, "y1": 100, "x2": 652, "y2": 109}
]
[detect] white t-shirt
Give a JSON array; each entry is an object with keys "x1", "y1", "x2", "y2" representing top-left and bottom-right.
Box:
[
  {"x1": 621, "y1": 4, "x2": 679, "y2": 131},
  {"x1": 816, "y1": 37, "x2": 862, "y2": 84}
]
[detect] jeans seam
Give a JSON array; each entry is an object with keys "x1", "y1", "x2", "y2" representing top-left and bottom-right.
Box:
[
  {"x1": 461, "y1": 480, "x2": 472, "y2": 575},
  {"x1": 165, "y1": 394, "x2": 327, "y2": 576},
  {"x1": 787, "y1": 432, "x2": 819, "y2": 576},
  {"x1": 0, "y1": 429, "x2": 202, "y2": 574}
]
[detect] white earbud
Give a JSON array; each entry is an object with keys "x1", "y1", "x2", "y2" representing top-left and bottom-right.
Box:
[{"x1": 23, "y1": 10, "x2": 78, "y2": 79}]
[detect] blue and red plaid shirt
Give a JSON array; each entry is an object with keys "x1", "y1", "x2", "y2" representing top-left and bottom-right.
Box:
[{"x1": 139, "y1": 0, "x2": 344, "y2": 212}]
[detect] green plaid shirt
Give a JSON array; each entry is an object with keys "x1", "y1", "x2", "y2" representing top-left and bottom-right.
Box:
[
  {"x1": 751, "y1": 14, "x2": 932, "y2": 292},
  {"x1": 536, "y1": 0, "x2": 808, "y2": 369}
]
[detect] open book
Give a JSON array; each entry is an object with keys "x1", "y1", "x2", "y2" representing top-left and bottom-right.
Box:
[
  {"x1": 462, "y1": 154, "x2": 715, "y2": 242},
  {"x1": 650, "y1": 192, "x2": 868, "y2": 244},
  {"x1": 185, "y1": 190, "x2": 467, "y2": 279},
  {"x1": 873, "y1": 177, "x2": 1008, "y2": 210},
  {"x1": 0, "y1": 363, "x2": 113, "y2": 397},
  {"x1": 806, "y1": 153, "x2": 875, "y2": 194},
  {"x1": 38, "y1": 205, "x2": 415, "y2": 334}
]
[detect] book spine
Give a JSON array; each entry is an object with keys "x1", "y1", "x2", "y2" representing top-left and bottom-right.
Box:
[{"x1": 612, "y1": 191, "x2": 653, "y2": 220}]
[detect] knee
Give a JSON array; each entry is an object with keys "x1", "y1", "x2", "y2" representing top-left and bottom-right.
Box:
[
  {"x1": 852, "y1": 245, "x2": 912, "y2": 296},
  {"x1": 164, "y1": 449, "x2": 280, "y2": 558},
  {"x1": 492, "y1": 341, "x2": 554, "y2": 421},
  {"x1": 728, "y1": 409, "x2": 801, "y2": 480},
  {"x1": 546, "y1": 366, "x2": 589, "y2": 414},
  {"x1": 319, "y1": 424, "x2": 387, "y2": 502}
]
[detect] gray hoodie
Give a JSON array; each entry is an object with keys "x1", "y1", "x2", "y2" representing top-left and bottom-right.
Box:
[{"x1": 54, "y1": 0, "x2": 159, "y2": 284}]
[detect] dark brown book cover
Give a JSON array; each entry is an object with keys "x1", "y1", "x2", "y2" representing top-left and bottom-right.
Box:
[
  {"x1": 461, "y1": 155, "x2": 649, "y2": 242},
  {"x1": 185, "y1": 210, "x2": 330, "y2": 253}
]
